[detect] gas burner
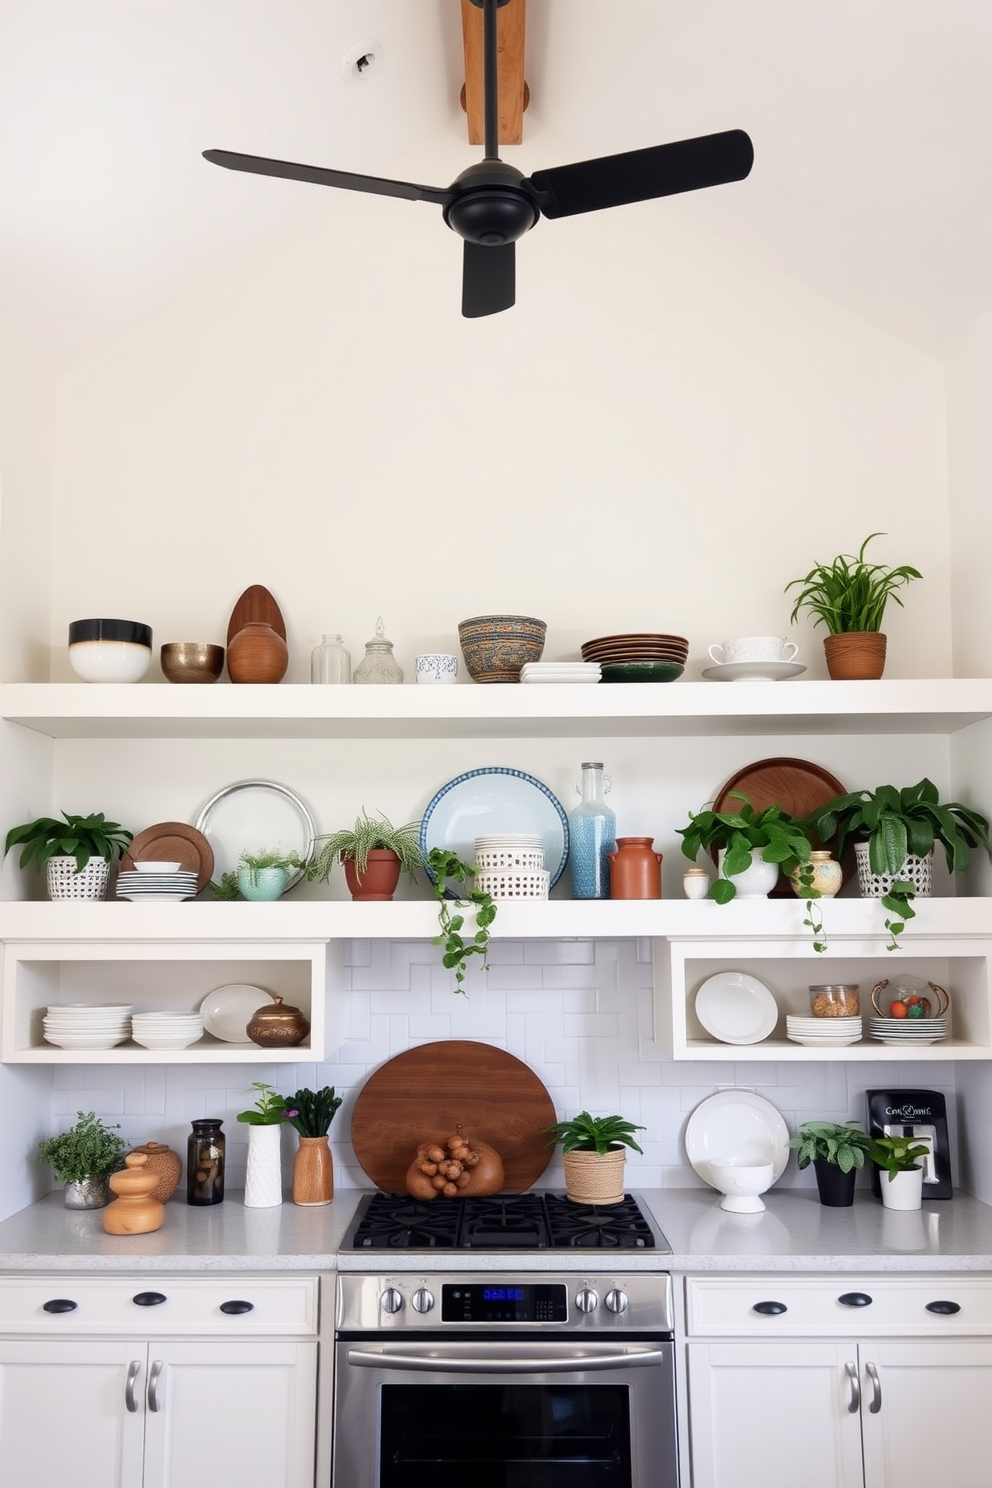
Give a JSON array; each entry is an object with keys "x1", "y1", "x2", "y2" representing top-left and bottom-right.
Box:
[
  {"x1": 349, "y1": 1195, "x2": 459, "y2": 1249},
  {"x1": 544, "y1": 1193, "x2": 657, "y2": 1249},
  {"x1": 344, "y1": 1191, "x2": 667, "y2": 1252},
  {"x1": 460, "y1": 1193, "x2": 549, "y2": 1248}
]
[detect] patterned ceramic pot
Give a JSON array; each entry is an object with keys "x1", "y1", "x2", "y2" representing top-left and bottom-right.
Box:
[
  {"x1": 457, "y1": 615, "x2": 546, "y2": 683},
  {"x1": 46, "y1": 855, "x2": 111, "y2": 901}
]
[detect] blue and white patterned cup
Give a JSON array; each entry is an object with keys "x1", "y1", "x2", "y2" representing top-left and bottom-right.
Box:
[{"x1": 416, "y1": 653, "x2": 459, "y2": 685}]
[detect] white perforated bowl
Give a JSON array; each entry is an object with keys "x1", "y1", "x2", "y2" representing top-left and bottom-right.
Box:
[
  {"x1": 475, "y1": 869, "x2": 550, "y2": 900},
  {"x1": 474, "y1": 847, "x2": 545, "y2": 872}
]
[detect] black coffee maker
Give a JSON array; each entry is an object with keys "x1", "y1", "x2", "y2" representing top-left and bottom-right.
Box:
[{"x1": 866, "y1": 1089, "x2": 952, "y2": 1199}]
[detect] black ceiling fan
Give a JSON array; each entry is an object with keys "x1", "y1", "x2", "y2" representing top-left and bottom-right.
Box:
[{"x1": 203, "y1": 0, "x2": 753, "y2": 319}]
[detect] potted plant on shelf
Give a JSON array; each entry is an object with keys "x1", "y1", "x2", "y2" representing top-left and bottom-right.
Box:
[
  {"x1": 545, "y1": 1111, "x2": 645, "y2": 1206},
  {"x1": 5, "y1": 811, "x2": 133, "y2": 900},
  {"x1": 787, "y1": 1119, "x2": 875, "y2": 1208},
  {"x1": 281, "y1": 1085, "x2": 343, "y2": 1206},
  {"x1": 36, "y1": 1110, "x2": 129, "y2": 1209},
  {"x1": 306, "y1": 810, "x2": 423, "y2": 901},
  {"x1": 868, "y1": 1134, "x2": 930, "y2": 1211},
  {"x1": 427, "y1": 847, "x2": 498, "y2": 994},
  {"x1": 785, "y1": 531, "x2": 922, "y2": 680},
  {"x1": 808, "y1": 777, "x2": 992, "y2": 949},
  {"x1": 236, "y1": 848, "x2": 305, "y2": 901},
  {"x1": 236, "y1": 1082, "x2": 287, "y2": 1208}
]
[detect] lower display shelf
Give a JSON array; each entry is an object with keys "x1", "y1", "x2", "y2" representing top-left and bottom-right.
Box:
[{"x1": 679, "y1": 1037, "x2": 992, "y2": 1061}]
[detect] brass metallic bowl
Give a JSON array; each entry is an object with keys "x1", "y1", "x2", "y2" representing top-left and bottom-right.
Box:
[{"x1": 160, "y1": 641, "x2": 225, "y2": 684}]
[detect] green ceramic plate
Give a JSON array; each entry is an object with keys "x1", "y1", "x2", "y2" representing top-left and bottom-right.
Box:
[{"x1": 599, "y1": 660, "x2": 685, "y2": 683}]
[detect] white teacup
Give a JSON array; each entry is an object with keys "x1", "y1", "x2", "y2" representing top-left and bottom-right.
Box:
[
  {"x1": 416, "y1": 652, "x2": 459, "y2": 685},
  {"x1": 708, "y1": 636, "x2": 799, "y2": 666}
]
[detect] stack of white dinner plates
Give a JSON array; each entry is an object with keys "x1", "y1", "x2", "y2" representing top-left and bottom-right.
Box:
[
  {"x1": 43, "y1": 1004, "x2": 134, "y2": 1050},
  {"x1": 116, "y1": 869, "x2": 199, "y2": 902},
  {"x1": 869, "y1": 1016, "x2": 948, "y2": 1046},
  {"x1": 130, "y1": 1011, "x2": 205, "y2": 1050},
  {"x1": 786, "y1": 1015, "x2": 863, "y2": 1047},
  {"x1": 520, "y1": 662, "x2": 601, "y2": 683}
]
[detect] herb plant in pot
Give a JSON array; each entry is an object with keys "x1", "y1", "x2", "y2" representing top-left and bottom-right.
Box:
[
  {"x1": 306, "y1": 810, "x2": 423, "y2": 901},
  {"x1": 236, "y1": 1083, "x2": 287, "y2": 1208},
  {"x1": 545, "y1": 1111, "x2": 645, "y2": 1206},
  {"x1": 37, "y1": 1110, "x2": 129, "y2": 1209},
  {"x1": 868, "y1": 1134, "x2": 930, "y2": 1211},
  {"x1": 785, "y1": 531, "x2": 922, "y2": 680},
  {"x1": 787, "y1": 1119, "x2": 875, "y2": 1208},
  {"x1": 5, "y1": 811, "x2": 133, "y2": 900},
  {"x1": 282, "y1": 1086, "x2": 343, "y2": 1206},
  {"x1": 236, "y1": 848, "x2": 305, "y2": 901}
]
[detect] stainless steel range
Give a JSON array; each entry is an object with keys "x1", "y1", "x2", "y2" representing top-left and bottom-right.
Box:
[{"x1": 333, "y1": 1192, "x2": 678, "y2": 1487}]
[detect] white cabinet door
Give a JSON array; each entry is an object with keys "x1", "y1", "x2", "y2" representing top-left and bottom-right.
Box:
[
  {"x1": 860, "y1": 1340, "x2": 992, "y2": 1488},
  {"x1": 0, "y1": 1340, "x2": 145, "y2": 1488},
  {"x1": 142, "y1": 1339, "x2": 317, "y2": 1488},
  {"x1": 687, "y1": 1341, "x2": 864, "y2": 1488}
]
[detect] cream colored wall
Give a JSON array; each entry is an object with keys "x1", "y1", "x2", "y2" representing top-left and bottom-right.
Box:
[{"x1": 947, "y1": 302, "x2": 992, "y2": 677}]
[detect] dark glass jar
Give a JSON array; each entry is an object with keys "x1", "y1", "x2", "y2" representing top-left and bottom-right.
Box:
[{"x1": 186, "y1": 1119, "x2": 225, "y2": 1206}]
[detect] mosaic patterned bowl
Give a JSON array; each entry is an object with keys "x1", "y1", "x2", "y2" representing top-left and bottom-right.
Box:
[{"x1": 458, "y1": 615, "x2": 547, "y2": 683}]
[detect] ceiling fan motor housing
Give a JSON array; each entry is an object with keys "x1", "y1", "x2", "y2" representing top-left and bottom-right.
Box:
[{"x1": 443, "y1": 160, "x2": 540, "y2": 245}]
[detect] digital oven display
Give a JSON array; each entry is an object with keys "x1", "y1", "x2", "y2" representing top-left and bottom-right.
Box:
[{"x1": 441, "y1": 1283, "x2": 568, "y2": 1323}]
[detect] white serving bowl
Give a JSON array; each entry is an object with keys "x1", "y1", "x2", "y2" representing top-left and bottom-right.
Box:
[
  {"x1": 67, "y1": 619, "x2": 153, "y2": 682},
  {"x1": 708, "y1": 1160, "x2": 776, "y2": 1213},
  {"x1": 133, "y1": 860, "x2": 183, "y2": 873},
  {"x1": 131, "y1": 1031, "x2": 204, "y2": 1050}
]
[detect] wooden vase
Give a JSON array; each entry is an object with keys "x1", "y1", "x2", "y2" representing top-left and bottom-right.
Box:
[
  {"x1": 823, "y1": 631, "x2": 887, "y2": 680},
  {"x1": 226, "y1": 621, "x2": 289, "y2": 684},
  {"x1": 103, "y1": 1153, "x2": 166, "y2": 1234},
  {"x1": 292, "y1": 1135, "x2": 334, "y2": 1206}
]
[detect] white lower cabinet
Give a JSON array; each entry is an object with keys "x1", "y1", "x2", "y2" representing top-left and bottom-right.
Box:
[
  {"x1": 684, "y1": 1276, "x2": 992, "y2": 1488},
  {"x1": 0, "y1": 1276, "x2": 319, "y2": 1488}
]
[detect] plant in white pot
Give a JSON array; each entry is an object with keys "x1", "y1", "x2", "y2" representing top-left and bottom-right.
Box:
[
  {"x1": 545, "y1": 1111, "x2": 645, "y2": 1206},
  {"x1": 236, "y1": 1082, "x2": 287, "y2": 1208},
  {"x1": 4, "y1": 811, "x2": 133, "y2": 900},
  {"x1": 868, "y1": 1134, "x2": 930, "y2": 1211}
]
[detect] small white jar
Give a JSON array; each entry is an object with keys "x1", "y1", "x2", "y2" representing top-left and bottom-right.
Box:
[{"x1": 683, "y1": 867, "x2": 711, "y2": 900}]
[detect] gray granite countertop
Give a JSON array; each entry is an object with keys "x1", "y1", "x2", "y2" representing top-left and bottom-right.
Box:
[{"x1": 1, "y1": 1188, "x2": 992, "y2": 1274}]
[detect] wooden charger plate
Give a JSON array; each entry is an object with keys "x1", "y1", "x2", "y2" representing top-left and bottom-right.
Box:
[
  {"x1": 124, "y1": 822, "x2": 215, "y2": 892},
  {"x1": 711, "y1": 756, "x2": 849, "y2": 896},
  {"x1": 227, "y1": 584, "x2": 286, "y2": 647},
  {"x1": 351, "y1": 1040, "x2": 557, "y2": 1194}
]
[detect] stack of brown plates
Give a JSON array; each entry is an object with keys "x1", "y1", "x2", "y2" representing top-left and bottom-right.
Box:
[{"x1": 580, "y1": 633, "x2": 689, "y2": 684}]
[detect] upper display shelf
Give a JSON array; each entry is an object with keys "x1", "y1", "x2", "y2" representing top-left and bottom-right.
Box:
[{"x1": 1, "y1": 679, "x2": 991, "y2": 741}]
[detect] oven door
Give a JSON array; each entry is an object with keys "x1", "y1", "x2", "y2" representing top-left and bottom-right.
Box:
[{"x1": 332, "y1": 1336, "x2": 678, "y2": 1488}]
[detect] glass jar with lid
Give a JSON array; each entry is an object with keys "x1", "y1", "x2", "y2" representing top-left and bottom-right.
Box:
[
  {"x1": 353, "y1": 617, "x2": 403, "y2": 685},
  {"x1": 186, "y1": 1119, "x2": 225, "y2": 1206}
]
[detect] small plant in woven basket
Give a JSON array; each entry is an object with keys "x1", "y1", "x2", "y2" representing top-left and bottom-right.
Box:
[
  {"x1": 546, "y1": 1111, "x2": 645, "y2": 1206},
  {"x1": 427, "y1": 847, "x2": 497, "y2": 995}
]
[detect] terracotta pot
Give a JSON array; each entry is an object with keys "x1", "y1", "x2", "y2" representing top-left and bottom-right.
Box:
[
  {"x1": 607, "y1": 837, "x2": 662, "y2": 899},
  {"x1": 562, "y1": 1146, "x2": 627, "y2": 1205},
  {"x1": 823, "y1": 631, "x2": 887, "y2": 680},
  {"x1": 103, "y1": 1153, "x2": 165, "y2": 1235},
  {"x1": 226, "y1": 621, "x2": 289, "y2": 684},
  {"x1": 292, "y1": 1135, "x2": 334, "y2": 1206},
  {"x1": 343, "y1": 849, "x2": 403, "y2": 901}
]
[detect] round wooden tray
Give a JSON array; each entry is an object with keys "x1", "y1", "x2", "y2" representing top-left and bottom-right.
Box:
[{"x1": 711, "y1": 756, "x2": 849, "y2": 896}]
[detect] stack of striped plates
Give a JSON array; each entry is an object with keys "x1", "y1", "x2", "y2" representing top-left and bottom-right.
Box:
[
  {"x1": 869, "y1": 1017, "x2": 948, "y2": 1046},
  {"x1": 786, "y1": 1015, "x2": 862, "y2": 1047},
  {"x1": 117, "y1": 869, "x2": 199, "y2": 902}
]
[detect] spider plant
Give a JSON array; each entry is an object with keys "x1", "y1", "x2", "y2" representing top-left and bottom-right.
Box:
[{"x1": 785, "y1": 532, "x2": 922, "y2": 634}]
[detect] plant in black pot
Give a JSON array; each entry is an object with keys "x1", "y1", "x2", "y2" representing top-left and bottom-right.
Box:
[
  {"x1": 785, "y1": 532, "x2": 922, "y2": 680},
  {"x1": 787, "y1": 1119, "x2": 875, "y2": 1207},
  {"x1": 808, "y1": 778, "x2": 992, "y2": 949}
]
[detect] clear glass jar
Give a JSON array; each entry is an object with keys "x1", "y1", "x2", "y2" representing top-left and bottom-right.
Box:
[
  {"x1": 353, "y1": 616, "x2": 403, "y2": 685},
  {"x1": 568, "y1": 762, "x2": 617, "y2": 899},
  {"x1": 311, "y1": 633, "x2": 351, "y2": 684},
  {"x1": 186, "y1": 1119, "x2": 225, "y2": 1206}
]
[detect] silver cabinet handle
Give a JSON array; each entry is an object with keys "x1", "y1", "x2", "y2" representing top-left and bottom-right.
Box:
[
  {"x1": 147, "y1": 1358, "x2": 164, "y2": 1412},
  {"x1": 845, "y1": 1360, "x2": 860, "y2": 1414},
  {"x1": 125, "y1": 1359, "x2": 142, "y2": 1413},
  {"x1": 865, "y1": 1360, "x2": 882, "y2": 1413},
  {"x1": 347, "y1": 1344, "x2": 667, "y2": 1374}
]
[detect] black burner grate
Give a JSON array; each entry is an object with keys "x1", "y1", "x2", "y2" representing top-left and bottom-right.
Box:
[{"x1": 346, "y1": 1191, "x2": 660, "y2": 1250}]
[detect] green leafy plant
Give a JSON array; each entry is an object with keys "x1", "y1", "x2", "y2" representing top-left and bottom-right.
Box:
[
  {"x1": 306, "y1": 810, "x2": 424, "y2": 884},
  {"x1": 36, "y1": 1110, "x2": 129, "y2": 1183},
  {"x1": 236, "y1": 1082, "x2": 287, "y2": 1125},
  {"x1": 809, "y1": 778, "x2": 992, "y2": 948},
  {"x1": 545, "y1": 1111, "x2": 645, "y2": 1156},
  {"x1": 240, "y1": 848, "x2": 304, "y2": 873},
  {"x1": 281, "y1": 1086, "x2": 343, "y2": 1138},
  {"x1": 5, "y1": 811, "x2": 133, "y2": 874},
  {"x1": 211, "y1": 870, "x2": 242, "y2": 901},
  {"x1": 868, "y1": 1133, "x2": 930, "y2": 1183},
  {"x1": 787, "y1": 1119, "x2": 875, "y2": 1174},
  {"x1": 785, "y1": 532, "x2": 922, "y2": 634},
  {"x1": 427, "y1": 846, "x2": 497, "y2": 994}
]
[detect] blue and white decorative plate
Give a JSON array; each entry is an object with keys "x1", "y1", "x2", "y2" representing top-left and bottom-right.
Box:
[{"x1": 420, "y1": 767, "x2": 569, "y2": 889}]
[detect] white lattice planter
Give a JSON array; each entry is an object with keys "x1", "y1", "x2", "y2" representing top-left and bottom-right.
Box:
[
  {"x1": 244, "y1": 1123, "x2": 283, "y2": 1208},
  {"x1": 45, "y1": 855, "x2": 111, "y2": 901},
  {"x1": 854, "y1": 842, "x2": 933, "y2": 899}
]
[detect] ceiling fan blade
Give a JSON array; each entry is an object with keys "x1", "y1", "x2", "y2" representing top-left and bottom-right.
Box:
[
  {"x1": 527, "y1": 130, "x2": 754, "y2": 220},
  {"x1": 202, "y1": 149, "x2": 452, "y2": 207},
  {"x1": 462, "y1": 240, "x2": 515, "y2": 318}
]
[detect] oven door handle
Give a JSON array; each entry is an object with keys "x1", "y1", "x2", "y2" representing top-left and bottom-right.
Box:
[{"x1": 346, "y1": 1345, "x2": 668, "y2": 1374}]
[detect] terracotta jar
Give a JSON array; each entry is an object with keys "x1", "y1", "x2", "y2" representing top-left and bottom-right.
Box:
[
  {"x1": 127, "y1": 1141, "x2": 182, "y2": 1201},
  {"x1": 608, "y1": 836, "x2": 662, "y2": 899},
  {"x1": 343, "y1": 849, "x2": 403, "y2": 901},
  {"x1": 103, "y1": 1153, "x2": 166, "y2": 1235},
  {"x1": 292, "y1": 1135, "x2": 334, "y2": 1206},
  {"x1": 226, "y1": 621, "x2": 289, "y2": 684}
]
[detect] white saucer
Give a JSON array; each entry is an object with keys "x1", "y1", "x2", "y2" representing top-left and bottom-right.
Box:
[{"x1": 702, "y1": 661, "x2": 807, "y2": 683}]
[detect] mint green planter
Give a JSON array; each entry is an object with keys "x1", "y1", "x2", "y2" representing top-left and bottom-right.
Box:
[{"x1": 237, "y1": 866, "x2": 288, "y2": 901}]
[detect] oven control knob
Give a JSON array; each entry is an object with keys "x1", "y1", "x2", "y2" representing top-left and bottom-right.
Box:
[
  {"x1": 380, "y1": 1287, "x2": 404, "y2": 1315},
  {"x1": 605, "y1": 1288, "x2": 629, "y2": 1315},
  {"x1": 412, "y1": 1288, "x2": 435, "y2": 1314},
  {"x1": 575, "y1": 1287, "x2": 599, "y2": 1314}
]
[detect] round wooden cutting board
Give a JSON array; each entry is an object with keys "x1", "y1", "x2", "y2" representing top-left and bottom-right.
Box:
[
  {"x1": 351, "y1": 1041, "x2": 558, "y2": 1194},
  {"x1": 711, "y1": 756, "x2": 849, "y2": 896}
]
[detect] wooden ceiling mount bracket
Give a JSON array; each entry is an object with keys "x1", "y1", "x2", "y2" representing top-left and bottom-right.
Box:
[{"x1": 460, "y1": 0, "x2": 528, "y2": 146}]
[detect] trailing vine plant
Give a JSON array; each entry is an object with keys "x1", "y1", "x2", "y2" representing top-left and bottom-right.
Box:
[{"x1": 427, "y1": 847, "x2": 497, "y2": 995}]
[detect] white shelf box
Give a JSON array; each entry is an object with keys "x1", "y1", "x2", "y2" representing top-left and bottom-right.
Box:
[{"x1": 1, "y1": 939, "x2": 342, "y2": 1063}]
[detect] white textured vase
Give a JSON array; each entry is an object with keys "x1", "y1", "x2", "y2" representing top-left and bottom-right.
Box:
[
  {"x1": 880, "y1": 1166, "x2": 924, "y2": 1211},
  {"x1": 244, "y1": 1123, "x2": 283, "y2": 1208},
  {"x1": 717, "y1": 849, "x2": 779, "y2": 899},
  {"x1": 854, "y1": 842, "x2": 933, "y2": 899},
  {"x1": 46, "y1": 855, "x2": 110, "y2": 901}
]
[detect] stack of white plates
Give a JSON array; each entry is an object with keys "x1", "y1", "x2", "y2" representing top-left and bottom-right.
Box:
[
  {"x1": 117, "y1": 869, "x2": 199, "y2": 902},
  {"x1": 869, "y1": 1017, "x2": 948, "y2": 1046},
  {"x1": 131, "y1": 1011, "x2": 205, "y2": 1050},
  {"x1": 520, "y1": 662, "x2": 601, "y2": 684},
  {"x1": 786, "y1": 1015, "x2": 863, "y2": 1047},
  {"x1": 43, "y1": 1004, "x2": 134, "y2": 1050}
]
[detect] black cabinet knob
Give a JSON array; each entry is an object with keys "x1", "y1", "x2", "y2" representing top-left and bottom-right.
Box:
[
  {"x1": 42, "y1": 1298, "x2": 77, "y2": 1314},
  {"x1": 752, "y1": 1300, "x2": 788, "y2": 1315},
  {"x1": 219, "y1": 1299, "x2": 254, "y2": 1315},
  {"x1": 132, "y1": 1291, "x2": 168, "y2": 1307},
  {"x1": 925, "y1": 1300, "x2": 961, "y2": 1315},
  {"x1": 838, "y1": 1292, "x2": 874, "y2": 1308}
]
